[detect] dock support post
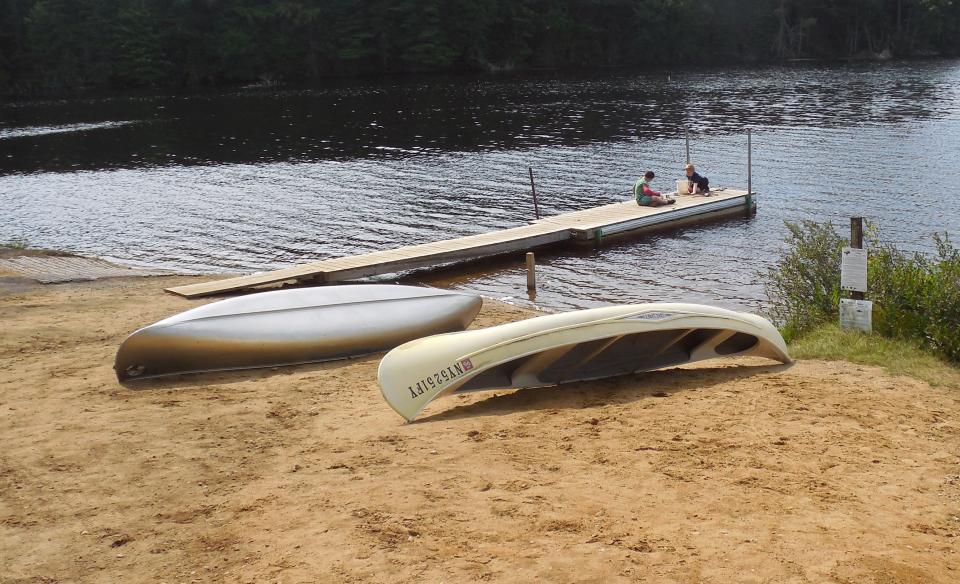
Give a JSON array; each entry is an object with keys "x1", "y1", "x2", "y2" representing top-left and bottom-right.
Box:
[
  {"x1": 685, "y1": 129, "x2": 690, "y2": 165},
  {"x1": 746, "y1": 128, "x2": 753, "y2": 216},
  {"x1": 850, "y1": 217, "x2": 864, "y2": 301},
  {"x1": 528, "y1": 167, "x2": 541, "y2": 220},
  {"x1": 525, "y1": 252, "x2": 536, "y2": 290}
]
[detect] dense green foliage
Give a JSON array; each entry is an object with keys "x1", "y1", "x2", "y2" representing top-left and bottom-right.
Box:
[
  {"x1": 763, "y1": 220, "x2": 845, "y2": 342},
  {"x1": 764, "y1": 220, "x2": 960, "y2": 364},
  {"x1": 1, "y1": 0, "x2": 958, "y2": 94},
  {"x1": 868, "y1": 232, "x2": 960, "y2": 363}
]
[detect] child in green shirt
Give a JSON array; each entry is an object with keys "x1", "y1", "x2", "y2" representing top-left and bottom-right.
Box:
[{"x1": 634, "y1": 171, "x2": 674, "y2": 206}]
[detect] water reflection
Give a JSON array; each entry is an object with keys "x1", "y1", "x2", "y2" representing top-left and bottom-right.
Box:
[
  {"x1": 0, "y1": 120, "x2": 140, "y2": 140},
  {"x1": 2, "y1": 61, "x2": 958, "y2": 175}
]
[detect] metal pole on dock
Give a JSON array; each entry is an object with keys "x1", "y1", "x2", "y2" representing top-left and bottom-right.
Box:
[
  {"x1": 685, "y1": 129, "x2": 690, "y2": 165},
  {"x1": 525, "y1": 252, "x2": 536, "y2": 290},
  {"x1": 528, "y1": 167, "x2": 541, "y2": 220},
  {"x1": 746, "y1": 128, "x2": 753, "y2": 216},
  {"x1": 850, "y1": 217, "x2": 864, "y2": 301}
]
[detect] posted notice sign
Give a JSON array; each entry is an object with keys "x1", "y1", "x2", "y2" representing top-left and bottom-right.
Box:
[
  {"x1": 841, "y1": 247, "x2": 868, "y2": 292},
  {"x1": 840, "y1": 299, "x2": 873, "y2": 332}
]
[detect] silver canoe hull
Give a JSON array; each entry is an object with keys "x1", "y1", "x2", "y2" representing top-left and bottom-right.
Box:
[
  {"x1": 116, "y1": 285, "x2": 482, "y2": 381},
  {"x1": 378, "y1": 303, "x2": 791, "y2": 421}
]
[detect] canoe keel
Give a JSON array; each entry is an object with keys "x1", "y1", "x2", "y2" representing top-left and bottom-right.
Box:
[{"x1": 116, "y1": 285, "x2": 482, "y2": 381}]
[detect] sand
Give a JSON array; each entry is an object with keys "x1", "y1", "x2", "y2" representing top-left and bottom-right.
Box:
[{"x1": 1, "y1": 275, "x2": 958, "y2": 584}]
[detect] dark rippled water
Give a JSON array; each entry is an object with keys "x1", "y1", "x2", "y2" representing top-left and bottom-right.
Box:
[{"x1": 2, "y1": 61, "x2": 959, "y2": 311}]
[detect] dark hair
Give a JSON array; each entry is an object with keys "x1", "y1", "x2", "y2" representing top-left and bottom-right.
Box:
[{"x1": 644, "y1": 171, "x2": 655, "y2": 180}]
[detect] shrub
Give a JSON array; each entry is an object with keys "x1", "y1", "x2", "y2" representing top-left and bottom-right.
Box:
[
  {"x1": 764, "y1": 221, "x2": 960, "y2": 364},
  {"x1": 762, "y1": 220, "x2": 845, "y2": 342},
  {"x1": 868, "y1": 233, "x2": 960, "y2": 363}
]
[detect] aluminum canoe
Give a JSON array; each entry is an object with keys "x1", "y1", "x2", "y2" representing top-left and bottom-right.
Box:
[
  {"x1": 115, "y1": 285, "x2": 482, "y2": 381},
  {"x1": 378, "y1": 303, "x2": 790, "y2": 421}
]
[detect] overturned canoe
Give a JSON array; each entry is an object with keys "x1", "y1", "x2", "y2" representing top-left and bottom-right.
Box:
[
  {"x1": 116, "y1": 285, "x2": 482, "y2": 381},
  {"x1": 378, "y1": 303, "x2": 790, "y2": 421}
]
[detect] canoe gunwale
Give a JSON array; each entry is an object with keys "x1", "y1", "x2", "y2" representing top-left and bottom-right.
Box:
[{"x1": 455, "y1": 309, "x2": 765, "y2": 363}]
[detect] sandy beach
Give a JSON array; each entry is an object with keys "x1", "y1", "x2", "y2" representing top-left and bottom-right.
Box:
[{"x1": 1, "y1": 274, "x2": 958, "y2": 583}]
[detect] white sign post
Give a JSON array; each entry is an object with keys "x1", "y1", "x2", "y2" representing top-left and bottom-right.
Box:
[{"x1": 840, "y1": 218, "x2": 872, "y2": 332}]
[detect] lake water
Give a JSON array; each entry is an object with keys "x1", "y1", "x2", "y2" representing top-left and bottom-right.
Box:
[{"x1": 2, "y1": 61, "x2": 959, "y2": 312}]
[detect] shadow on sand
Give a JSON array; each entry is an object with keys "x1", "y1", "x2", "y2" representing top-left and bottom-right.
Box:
[
  {"x1": 415, "y1": 361, "x2": 793, "y2": 424},
  {"x1": 118, "y1": 353, "x2": 381, "y2": 391}
]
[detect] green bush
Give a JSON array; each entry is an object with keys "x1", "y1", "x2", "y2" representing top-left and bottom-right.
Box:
[
  {"x1": 762, "y1": 220, "x2": 845, "y2": 342},
  {"x1": 763, "y1": 221, "x2": 960, "y2": 364},
  {"x1": 868, "y1": 233, "x2": 960, "y2": 363}
]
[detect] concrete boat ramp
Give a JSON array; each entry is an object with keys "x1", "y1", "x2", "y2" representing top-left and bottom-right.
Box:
[
  {"x1": 0, "y1": 255, "x2": 173, "y2": 283},
  {"x1": 166, "y1": 189, "x2": 755, "y2": 299}
]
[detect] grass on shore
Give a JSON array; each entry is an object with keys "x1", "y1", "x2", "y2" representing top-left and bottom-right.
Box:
[
  {"x1": 789, "y1": 323, "x2": 960, "y2": 389},
  {"x1": 0, "y1": 240, "x2": 75, "y2": 259},
  {"x1": 1, "y1": 238, "x2": 29, "y2": 250}
]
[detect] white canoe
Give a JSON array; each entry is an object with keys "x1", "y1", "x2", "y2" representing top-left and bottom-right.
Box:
[
  {"x1": 116, "y1": 284, "x2": 482, "y2": 381},
  {"x1": 378, "y1": 303, "x2": 790, "y2": 421}
]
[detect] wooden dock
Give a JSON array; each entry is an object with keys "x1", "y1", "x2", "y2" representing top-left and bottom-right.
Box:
[{"x1": 166, "y1": 189, "x2": 754, "y2": 298}]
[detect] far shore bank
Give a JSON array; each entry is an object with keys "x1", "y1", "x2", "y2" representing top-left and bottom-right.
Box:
[
  {"x1": 1, "y1": 274, "x2": 958, "y2": 583},
  {"x1": 5, "y1": 54, "x2": 958, "y2": 101}
]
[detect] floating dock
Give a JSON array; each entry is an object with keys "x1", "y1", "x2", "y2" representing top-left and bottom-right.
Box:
[{"x1": 166, "y1": 189, "x2": 754, "y2": 298}]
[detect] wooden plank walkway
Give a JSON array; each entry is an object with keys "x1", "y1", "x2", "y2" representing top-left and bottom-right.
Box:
[{"x1": 167, "y1": 189, "x2": 751, "y2": 298}]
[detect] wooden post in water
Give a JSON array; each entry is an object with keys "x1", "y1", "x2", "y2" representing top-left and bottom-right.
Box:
[
  {"x1": 685, "y1": 129, "x2": 690, "y2": 165},
  {"x1": 525, "y1": 252, "x2": 536, "y2": 290},
  {"x1": 528, "y1": 167, "x2": 541, "y2": 220},
  {"x1": 746, "y1": 128, "x2": 753, "y2": 216},
  {"x1": 850, "y1": 217, "x2": 864, "y2": 301}
]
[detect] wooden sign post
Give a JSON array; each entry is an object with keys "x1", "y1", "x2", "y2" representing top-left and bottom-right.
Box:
[{"x1": 840, "y1": 217, "x2": 872, "y2": 332}]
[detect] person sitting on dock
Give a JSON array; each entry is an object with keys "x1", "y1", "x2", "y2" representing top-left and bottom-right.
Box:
[
  {"x1": 684, "y1": 164, "x2": 710, "y2": 195},
  {"x1": 635, "y1": 171, "x2": 675, "y2": 207}
]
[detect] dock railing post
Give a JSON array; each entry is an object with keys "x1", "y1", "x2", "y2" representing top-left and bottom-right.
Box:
[
  {"x1": 526, "y1": 252, "x2": 536, "y2": 290},
  {"x1": 528, "y1": 167, "x2": 541, "y2": 220},
  {"x1": 746, "y1": 128, "x2": 753, "y2": 216}
]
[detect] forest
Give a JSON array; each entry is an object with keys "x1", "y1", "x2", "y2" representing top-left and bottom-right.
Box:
[{"x1": 1, "y1": 0, "x2": 958, "y2": 95}]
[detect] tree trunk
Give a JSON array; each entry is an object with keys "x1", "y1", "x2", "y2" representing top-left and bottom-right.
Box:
[
  {"x1": 776, "y1": 0, "x2": 792, "y2": 59},
  {"x1": 896, "y1": 0, "x2": 903, "y2": 41}
]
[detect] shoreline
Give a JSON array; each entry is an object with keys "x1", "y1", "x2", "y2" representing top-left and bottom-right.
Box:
[
  {"x1": 4, "y1": 54, "x2": 958, "y2": 101},
  {"x1": 1, "y1": 274, "x2": 958, "y2": 582}
]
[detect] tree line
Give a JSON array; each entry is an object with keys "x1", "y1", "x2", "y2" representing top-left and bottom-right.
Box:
[{"x1": 1, "y1": 0, "x2": 958, "y2": 95}]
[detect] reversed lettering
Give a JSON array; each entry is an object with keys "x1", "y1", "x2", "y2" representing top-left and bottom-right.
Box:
[{"x1": 406, "y1": 360, "x2": 474, "y2": 400}]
